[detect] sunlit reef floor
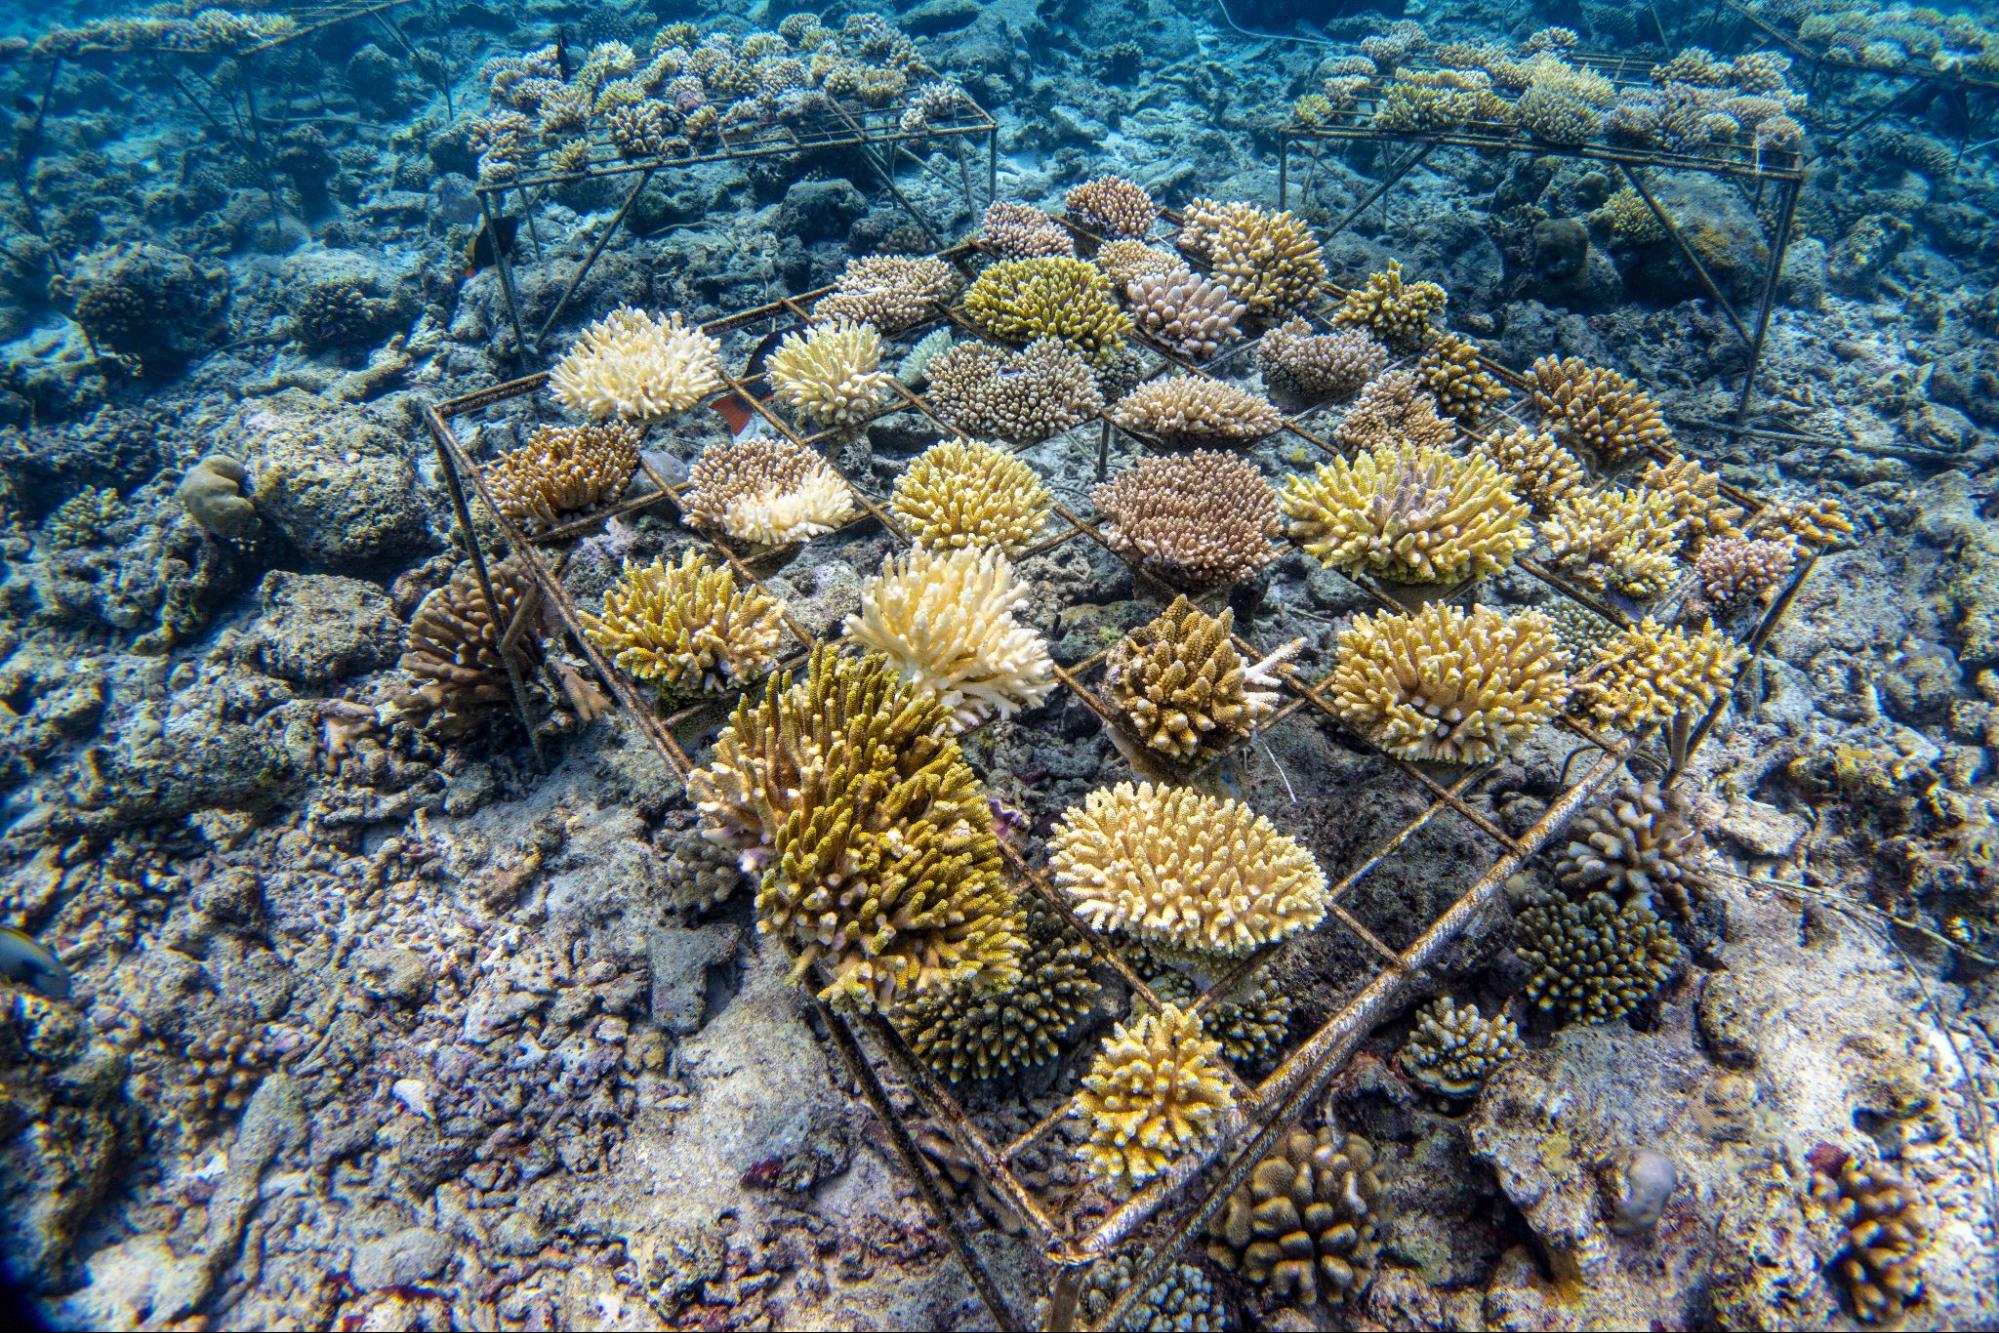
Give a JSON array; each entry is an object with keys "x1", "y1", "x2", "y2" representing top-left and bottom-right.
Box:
[{"x1": 2, "y1": 0, "x2": 1999, "y2": 1328}]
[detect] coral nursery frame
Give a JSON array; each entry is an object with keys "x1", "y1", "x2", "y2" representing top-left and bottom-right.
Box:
[
  {"x1": 473, "y1": 85, "x2": 1001, "y2": 363},
  {"x1": 422, "y1": 213, "x2": 1821, "y2": 1330},
  {"x1": 1273, "y1": 49, "x2": 1808, "y2": 431}
]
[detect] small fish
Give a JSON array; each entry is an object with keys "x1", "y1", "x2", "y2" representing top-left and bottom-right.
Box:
[
  {"x1": 711, "y1": 391, "x2": 757, "y2": 437},
  {"x1": 0, "y1": 926, "x2": 70, "y2": 1001},
  {"x1": 14, "y1": 94, "x2": 37, "y2": 115},
  {"x1": 554, "y1": 26, "x2": 571, "y2": 81},
  {"x1": 464, "y1": 215, "x2": 521, "y2": 279},
  {"x1": 744, "y1": 323, "x2": 804, "y2": 380}
]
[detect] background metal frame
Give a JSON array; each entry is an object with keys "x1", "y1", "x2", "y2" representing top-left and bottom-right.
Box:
[{"x1": 421, "y1": 213, "x2": 1822, "y2": 1330}]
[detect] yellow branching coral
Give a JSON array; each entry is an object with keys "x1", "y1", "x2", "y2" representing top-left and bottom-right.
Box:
[
  {"x1": 889, "y1": 437, "x2": 1053, "y2": 555},
  {"x1": 1076, "y1": 1003, "x2": 1235, "y2": 1195},
  {"x1": 1640, "y1": 455, "x2": 1743, "y2": 553},
  {"x1": 1091, "y1": 451, "x2": 1280, "y2": 588},
  {"x1": 682, "y1": 435, "x2": 859, "y2": 544},
  {"x1": 843, "y1": 545, "x2": 1057, "y2": 731},
  {"x1": 1176, "y1": 198, "x2": 1327, "y2": 315},
  {"x1": 1332, "y1": 259, "x2": 1447, "y2": 351},
  {"x1": 1104, "y1": 597, "x2": 1296, "y2": 764},
  {"x1": 963, "y1": 257, "x2": 1132, "y2": 366},
  {"x1": 1525, "y1": 355, "x2": 1674, "y2": 465},
  {"x1": 687, "y1": 646, "x2": 1024, "y2": 1010},
  {"x1": 1579, "y1": 617, "x2": 1745, "y2": 733},
  {"x1": 581, "y1": 550, "x2": 786, "y2": 696},
  {"x1": 1415, "y1": 331, "x2": 1510, "y2": 422},
  {"x1": 1759, "y1": 495, "x2": 1854, "y2": 552},
  {"x1": 396, "y1": 558, "x2": 543, "y2": 736},
  {"x1": 483, "y1": 421, "x2": 641, "y2": 531},
  {"x1": 1280, "y1": 444, "x2": 1530, "y2": 585},
  {"x1": 550, "y1": 306, "x2": 724, "y2": 422},
  {"x1": 767, "y1": 318, "x2": 894, "y2": 429},
  {"x1": 1066, "y1": 174, "x2": 1159, "y2": 240},
  {"x1": 1108, "y1": 376, "x2": 1283, "y2": 447},
  {"x1": 1051, "y1": 781, "x2": 1329, "y2": 955},
  {"x1": 1329, "y1": 603, "x2": 1570, "y2": 764},
  {"x1": 1540, "y1": 487, "x2": 1687, "y2": 599},
  {"x1": 1332, "y1": 368, "x2": 1457, "y2": 451},
  {"x1": 812, "y1": 254, "x2": 963, "y2": 332},
  {"x1": 1096, "y1": 239, "x2": 1185, "y2": 288},
  {"x1": 1469, "y1": 426, "x2": 1586, "y2": 514}
]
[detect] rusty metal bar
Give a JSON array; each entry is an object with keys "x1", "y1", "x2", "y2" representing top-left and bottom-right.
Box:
[
  {"x1": 530, "y1": 165, "x2": 656, "y2": 355},
  {"x1": 1617, "y1": 162, "x2": 1754, "y2": 349}
]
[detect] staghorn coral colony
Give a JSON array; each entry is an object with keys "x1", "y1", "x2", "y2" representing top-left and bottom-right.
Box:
[{"x1": 2, "y1": 0, "x2": 1993, "y2": 1329}]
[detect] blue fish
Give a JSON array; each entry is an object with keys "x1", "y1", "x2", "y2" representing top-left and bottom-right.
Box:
[{"x1": 0, "y1": 927, "x2": 70, "y2": 1001}]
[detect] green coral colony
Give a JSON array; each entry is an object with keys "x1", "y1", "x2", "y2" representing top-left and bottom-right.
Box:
[{"x1": 5, "y1": 0, "x2": 1986, "y2": 1327}]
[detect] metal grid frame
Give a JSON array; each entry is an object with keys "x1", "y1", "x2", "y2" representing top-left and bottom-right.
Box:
[
  {"x1": 1275, "y1": 50, "x2": 1807, "y2": 430},
  {"x1": 475, "y1": 88, "x2": 1000, "y2": 363},
  {"x1": 26, "y1": 1, "x2": 418, "y2": 57},
  {"x1": 421, "y1": 213, "x2": 1822, "y2": 1331}
]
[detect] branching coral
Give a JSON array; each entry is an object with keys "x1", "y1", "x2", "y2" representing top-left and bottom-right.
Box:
[
  {"x1": 550, "y1": 306, "x2": 725, "y2": 422},
  {"x1": 1540, "y1": 487, "x2": 1687, "y2": 599},
  {"x1": 1066, "y1": 174, "x2": 1160, "y2": 239},
  {"x1": 1256, "y1": 318, "x2": 1388, "y2": 402},
  {"x1": 1578, "y1": 618, "x2": 1746, "y2": 733},
  {"x1": 963, "y1": 257, "x2": 1131, "y2": 365},
  {"x1": 581, "y1": 551, "x2": 786, "y2": 697},
  {"x1": 1039, "y1": 1255, "x2": 1228, "y2": 1333},
  {"x1": 1696, "y1": 536, "x2": 1795, "y2": 608},
  {"x1": 1104, "y1": 597, "x2": 1296, "y2": 764},
  {"x1": 1050, "y1": 781, "x2": 1328, "y2": 955},
  {"x1": 1332, "y1": 369, "x2": 1457, "y2": 450},
  {"x1": 1091, "y1": 451, "x2": 1280, "y2": 587},
  {"x1": 1760, "y1": 495, "x2": 1854, "y2": 553},
  {"x1": 1206, "y1": 1126, "x2": 1384, "y2": 1306},
  {"x1": 1279, "y1": 443, "x2": 1530, "y2": 585},
  {"x1": 1328, "y1": 603, "x2": 1570, "y2": 764},
  {"x1": 483, "y1": 422, "x2": 641, "y2": 531},
  {"x1": 1401, "y1": 997, "x2": 1522, "y2": 1097},
  {"x1": 1517, "y1": 891, "x2": 1679, "y2": 1023},
  {"x1": 1096, "y1": 239, "x2": 1186, "y2": 288},
  {"x1": 924, "y1": 338, "x2": 1104, "y2": 443},
  {"x1": 1640, "y1": 455, "x2": 1743, "y2": 554},
  {"x1": 979, "y1": 200, "x2": 1076, "y2": 259},
  {"x1": 843, "y1": 545, "x2": 1057, "y2": 731},
  {"x1": 1176, "y1": 198, "x2": 1327, "y2": 315},
  {"x1": 1415, "y1": 331, "x2": 1510, "y2": 422},
  {"x1": 1125, "y1": 269, "x2": 1246, "y2": 360},
  {"x1": 1332, "y1": 259, "x2": 1447, "y2": 351},
  {"x1": 687, "y1": 647, "x2": 1024, "y2": 1010},
  {"x1": 1555, "y1": 781, "x2": 1706, "y2": 920},
  {"x1": 1076, "y1": 1003, "x2": 1235, "y2": 1194},
  {"x1": 396, "y1": 558, "x2": 543, "y2": 736},
  {"x1": 891, "y1": 893, "x2": 1101, "y2": 1082},
  {"x1": 767, "y1": 318, "x2": 895, "y2": 429},
  {"x1": 812, "y1": 254, "x2": 962, "y2": 332},
  {"x1": 1108, "y1": 377, "x2": 1283, "y2": 447},
  {"x1": 1813, "y1": 1159, "x2": 1930, "y2": 1326},
  {"x1": 1469, "y1": 426, "x2": 1586, "y2": 514},
  {"x1": 1146, "y1": 965, "x2": 1295, "y2": 1066},
  {"x1": 1525, "y1": 355, "x2": 1674, "y2": 464},
  {"x1": 681, "y1": 436, "x2": 858, "y2": 544},
  {"x1": 889, "y1": 437, "x2": 1053, "y2": 555}
]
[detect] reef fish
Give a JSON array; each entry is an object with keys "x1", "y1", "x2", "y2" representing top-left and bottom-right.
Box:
[
  {"x1": 464, "y1": 214, "x2": 521, "y2": 279},
  {"x1": 0, "y1": 926, "x2": 70, "y2": 1001}
]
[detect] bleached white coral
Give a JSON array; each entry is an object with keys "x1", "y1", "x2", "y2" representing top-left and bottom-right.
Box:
[
  {"x1": 767, "y1": 318, "x2": 895, "y2": 428},
  {"x1": 549, "y1": 306, "x2": 725, "y2": 422},
  {"x1": 682, "y1": 436, "x2": 860, "y2": 545},
  {"x1": 842, "y1": 545, "x2": 1057, "y2": 730}
]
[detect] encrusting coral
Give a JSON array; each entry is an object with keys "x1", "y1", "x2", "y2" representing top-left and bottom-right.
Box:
[
  {"x1": 1812, "y1": 1159, "x2": 1930, "y2": 1326},
  {"x1": 1526, "y1": 354, "x2": 1675, "y2": 465},
  {"x1": 890, "y1": 893, "x2": 1101, "y2": 1083},
  {"x1": 1329, "y1": 603, "x2": 1570, "y2": 765},
  {"x1": 1516, "y1": 891, "x2": 1679, "y2": 1023},
  {"x1": 888, "y1": 437, "x2": 1053, "y2": 555},
  {"x1": 1103, "y1": 597, "x2": 1296, "y2": 764},
  {"x1": 1333, "y1": 259, "x2": 1448, "y2": 351},
  {"x1": 1401, "y1": 997, "x2": 1522, "y2": 1097},
  {"x1": 1066, "y1": 174, "x2": 1159, "y2": 240},
  {"x1": 1470, "y1": 425, "x2": 1586, "y2": 514},
  {"x1": 811, "y1": 254, "x2": 962, "y2": 332},
  {"x1": 1206, "y1": 1125, "x2": 1384, "y2": 1307},
  {"x1": 963, "y1": 257, "x2": 1132, "y2": 365},
  {"x1": 550, "y1": 306, "x2": 725, "y2": 422},
  {"x1": 483, "y1": 421, "x2": 641, "y2": 531},
  {"x1": 1332, "y1": 368, "x2": 1457, "y2": 451},
  {"x1": 1176, "y1": 198, "x2": 1327, "y2": 315},
  {"x1": 1256, "y1": 318, "x2": 1388, "y2": 402},
  {"x1": 1050, "y1": 781, "x2": 1329, "y2": 955},
  {"x1": 1125, "y1": 269, "x2": 1246, "y2": 360},
  {"x1": 687, "y1": 646, "x2": 1024, "y2": 1010},
  {"x1": 1108, "y1": 377, "x2": 1283, "y2": 447},
  {"x1": 843, "y1": 545, "x2": 1057, "y2": 731},
  {"x1": 1091, "y1": 451, "x2": 1280, "y2": 588},
  {"x1": 979, "y1": 200, "x2": 1076, "y2": 259},
  {"x1": 1279, "y1": 443, "x2": 1531, "y2": 585},
  {"x1": 1578, "y1": 617, "x2": 1746, "y2": 733},
  {"x1": 681, "y1": 436, "x2": 859, "y2": 545},
  {"x1": 580, "y1": 550, "x2": 786, "y2": 698},
  {"x1": 1555, "y1": 781, "x2": 1706, "y2": 921},
  {"x1": 766, "y1": 318, "x2": 895, "y2": 429},
  {"x1": 923, "y1": 338, "x2": 1104, "y2": 443},
  {"x1": 395, "y1": 558, "x2": 543, "y2": 737},
  {"x1": 1075, "y1": 1003, "x2": 1235, "y2": 1195}
]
